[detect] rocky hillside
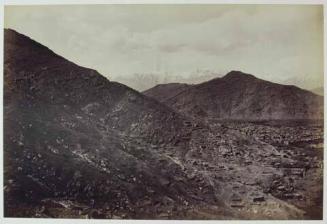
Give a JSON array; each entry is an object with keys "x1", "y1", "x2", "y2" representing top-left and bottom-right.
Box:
[
  {"x1": 4, "y1": 29, "x2": 322, "y2": 220},
  {"x1": 143, "y1": 83, "x2": 191, "y2": 103},
  {"x1": 144, "y1": 71, "x2": 323, "y2": 120},
  {"x1": 3, "y1": 29, "x2": 218, "y2": 218}
]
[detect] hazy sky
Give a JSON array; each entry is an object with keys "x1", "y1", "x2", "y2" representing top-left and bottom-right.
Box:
[{"x1": 4, "y1": 4, "x2": 324, "y2": 90}]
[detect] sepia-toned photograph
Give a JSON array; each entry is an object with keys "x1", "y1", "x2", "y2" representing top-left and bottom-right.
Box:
[{"x1": 1, "y1": 1, "x2": 325, "y2": 221}]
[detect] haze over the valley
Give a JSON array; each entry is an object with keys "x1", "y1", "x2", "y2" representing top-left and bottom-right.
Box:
[{"x1": 4, "y1": 4, "x2": 323, "y2": 91}]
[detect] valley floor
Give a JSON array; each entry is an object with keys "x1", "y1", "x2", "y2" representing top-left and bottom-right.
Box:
[{"x1": 4, "y1": 120, "x2": 323, "y2": 219}]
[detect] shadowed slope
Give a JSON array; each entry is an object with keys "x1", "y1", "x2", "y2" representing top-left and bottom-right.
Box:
[
  {"x1": 4, "y1": 29, "x2": 218, "y2": 218},
  {"x1": 144, "y1": 71, "x2": 323, "y2": 120}
]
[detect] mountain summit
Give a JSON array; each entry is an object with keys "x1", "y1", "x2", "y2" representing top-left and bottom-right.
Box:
[
  {"x1": 222, "y1": 70, "x2": 257, "y2": 80},
  {"x1": 144, "y1": 71, "x2": 323, "y2": 120}
]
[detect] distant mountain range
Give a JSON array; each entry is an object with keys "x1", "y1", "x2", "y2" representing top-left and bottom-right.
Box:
[
  {"x1": 144, "y1": 71, "x2": 323, "y2": 120},
  {"x1": 111, "y1": 70, "x2": 222, "y2": 92}
]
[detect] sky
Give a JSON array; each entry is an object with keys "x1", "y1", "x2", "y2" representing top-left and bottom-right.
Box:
[{"x1": 4, "y1": 4, "x2": 324, "y2": 91}]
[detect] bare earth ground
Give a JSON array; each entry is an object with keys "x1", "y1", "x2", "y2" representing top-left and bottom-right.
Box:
[{"x1": 4, "y1": 119, "x2": 323, "y2": 219}]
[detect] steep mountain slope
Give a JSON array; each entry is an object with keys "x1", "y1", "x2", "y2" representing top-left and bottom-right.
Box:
[
  {"x1": 143, "y1": 83, "x2": 191, "y2": 103},
  {"x1": 3, "y1": 29, "x2": 218, "y2": 218},
  {"x1": 144, "y1": 71, "x2": 323, "y2": 120}
]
